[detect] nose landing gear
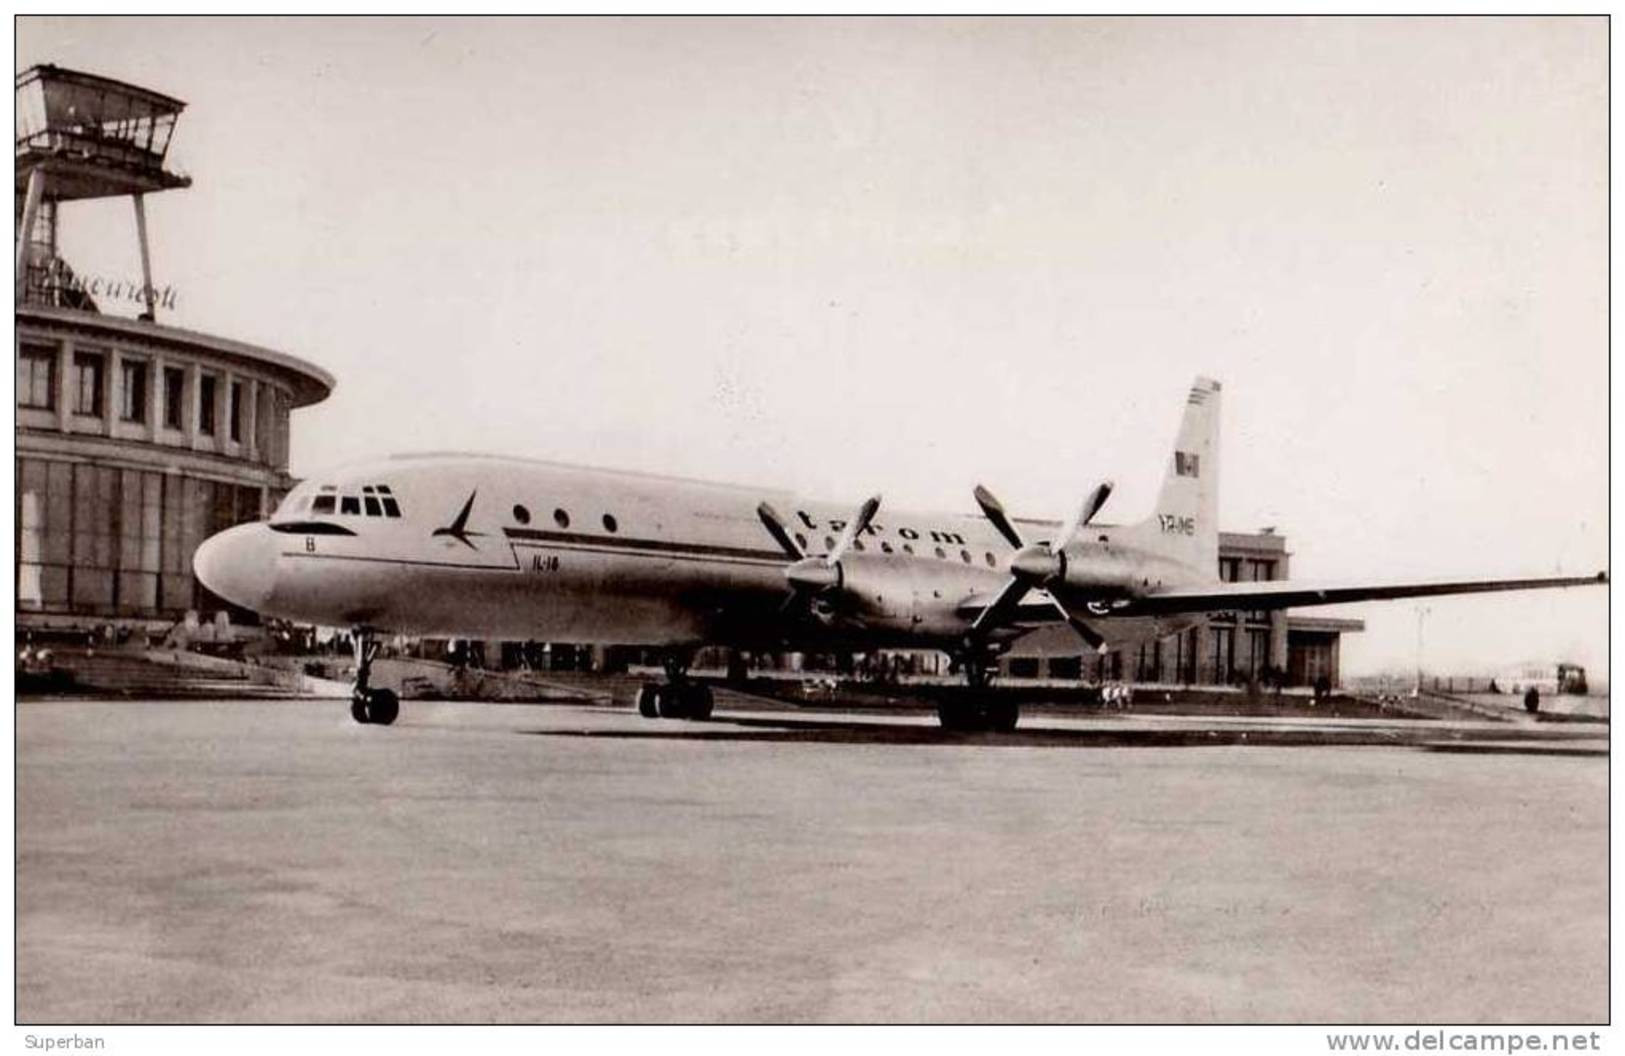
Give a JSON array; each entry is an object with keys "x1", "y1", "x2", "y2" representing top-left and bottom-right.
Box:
[{"x1": 349, "y1": 628, "x2": 399, "y2": 726}]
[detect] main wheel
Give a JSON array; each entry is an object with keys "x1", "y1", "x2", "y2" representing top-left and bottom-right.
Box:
[
  {"x1": 655, "y1": 684, "x2": 689, "y2": 719},
  {"x1": 683, "y1": 683, "x2": 714, "y2": 721},
  {"x1": 637, "y1": 684, "x2": 659, "y2": 718},
  {"x1": 350, "y1": 696, "x2": 371, "y2": 724},
  {"x1": 984, "y1": 701, "x2": 1019, "y2": 733},
  {"x1": 937, "y1": 702, "x2": 984, "y2": 732},
  {"x1": 368, "y1": 688, "x2": 400, "y2": 726}
]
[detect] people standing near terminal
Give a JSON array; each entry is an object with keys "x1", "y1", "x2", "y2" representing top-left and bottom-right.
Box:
[{"x1": 1524, "y1": 686, "x2": 1540, "y2": 714}]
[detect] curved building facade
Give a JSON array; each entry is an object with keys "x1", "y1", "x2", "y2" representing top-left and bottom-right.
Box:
[{"x1": 15, "y1": 305, "x2": 332, "y2": 627}]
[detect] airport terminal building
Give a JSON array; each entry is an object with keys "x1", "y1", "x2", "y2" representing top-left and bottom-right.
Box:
[{"x1": 14, "y1": 65, "x2": 332, "y2": 631}]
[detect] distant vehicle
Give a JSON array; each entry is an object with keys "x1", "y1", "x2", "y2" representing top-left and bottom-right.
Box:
[{"x1": 193, "y1": 376, "x2": 1608, "y2": 732}]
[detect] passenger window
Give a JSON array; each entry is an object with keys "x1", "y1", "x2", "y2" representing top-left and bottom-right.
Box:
[
  {"x1": 603, "y1": 514, "x2": 618, "y2": 533},
  {"x1": 960, "y1": 549, "x2": 971, "y2": 564},
  {"x1": 795, "y1": 532, "x2": 807, "y2": 550},
  {"x1": 902, "y1": 543, "x2": 914, "y2": 555},
  {"x1": 880, "y1": 541, "x2": 894, "y2": 554},
  {"x1": 985, "y1": 552, "x2": 996, "y2": 567},
  {"x1": 513, "y1": 505, "x2": 531, "y2": 524},
  {"x1": 853, "y1": 540, "x2": 865, "y2": 551},
  {"x1": 363, "y1": 496, "x2": 382, "y2": 517},
  {"x1": 554, "y1": 509, "x2": 570, "y2": 528},
  {"x1": 823, "y1": 535, "x2": 835, "y2": 552},
  {"x1": 340, "y1": 496, "x2": 360, "y2": 516},
  {"x1": 311, "y1": 495, "x2": 336, "y2": 515},
  {"x1": 935, "y1": 546, "x2": 946, "y2": 559}
]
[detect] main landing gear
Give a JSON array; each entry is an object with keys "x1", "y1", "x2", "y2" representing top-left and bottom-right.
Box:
[
  {"x1": 937, "y1": 649, "x2": 1020, "y2": 733},
  {"x1": 635, "y1": 652, "x2": 714, "y2": 721},
  {"x1": 349, "y1": 628, "x2": 399, "y2": 726}
]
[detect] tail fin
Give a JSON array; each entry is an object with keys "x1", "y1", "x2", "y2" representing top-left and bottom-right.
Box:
[{"x1": 1133, "y1": 376, "x2": 1221, "y2": 574}]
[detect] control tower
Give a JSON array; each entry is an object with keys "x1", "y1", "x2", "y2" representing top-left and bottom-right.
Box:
[
  {"x1": 15, "y1": 63, "x2": 192, "y2": 318},
  {"x1": 15, "y1": 64, "x2": 333, "y2": 633}
]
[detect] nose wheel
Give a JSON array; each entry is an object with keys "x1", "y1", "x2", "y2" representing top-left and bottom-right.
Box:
[{"x1": 349, "y1": 628, "x2": 399, "y2": 726}]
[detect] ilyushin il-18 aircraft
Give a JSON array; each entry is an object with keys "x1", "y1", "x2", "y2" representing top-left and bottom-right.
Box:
[{"x1": 194, "y1": 377, "x2": 1606, "y2": 730}]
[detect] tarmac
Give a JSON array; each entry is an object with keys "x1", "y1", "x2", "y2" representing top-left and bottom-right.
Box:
[{"x1": 15, "y1": 697, "x2": 1608, "y2": 1024}]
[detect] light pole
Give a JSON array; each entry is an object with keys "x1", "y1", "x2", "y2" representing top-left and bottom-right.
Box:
[{"x1": 1413, "y1": 604, "x2": 1431, "y2": 697}]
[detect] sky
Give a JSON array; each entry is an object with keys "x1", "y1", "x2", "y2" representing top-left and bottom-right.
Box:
[{"x1": 18, "y1": 16, "x2": 1608, "y2": 679}]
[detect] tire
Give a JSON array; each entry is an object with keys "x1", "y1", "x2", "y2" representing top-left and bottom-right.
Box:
[
  {"x1": 637, "y1": 684, "x2": 659, "y2": 718},
  {"x1": 684, "y1": 683, "x2": 714, "y2": 721},
  {"x1": 368, "y1": 688, "x2": 400, "y2": 726},
  {"x1": 350, "y1": 696, "x2": 371, "y2": 724},
  {"x1": 984, "y1": 701, "x2": 1019, "y2": 733},
  {"x1": 655, "y1": 684, "x2": 688, "y2": 719},
  {"x1": 937, "y1": 702, "x2": 982, "y2": 733}
]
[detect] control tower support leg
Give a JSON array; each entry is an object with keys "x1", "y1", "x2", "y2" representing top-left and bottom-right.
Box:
[
  {"x1": 15, "y1": 168, "x2": 44, "y2": 301},
  {"x1": 133, "y1": 193, "x2": 156, "y2": 321}
]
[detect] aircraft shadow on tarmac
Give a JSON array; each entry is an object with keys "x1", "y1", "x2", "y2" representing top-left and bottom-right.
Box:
[{"x1": 519, "y1": 712, "x2": 1608, "y2": 756}]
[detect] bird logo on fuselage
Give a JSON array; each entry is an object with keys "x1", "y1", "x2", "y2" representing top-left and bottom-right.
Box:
[{"x1": 432, "y1": 490, "x2": 484, "y2": 549}]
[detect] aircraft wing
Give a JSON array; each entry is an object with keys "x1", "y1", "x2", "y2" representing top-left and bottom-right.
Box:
[{"x1": 1119, "y1": 571, "x2": 1608, "y2": 616}]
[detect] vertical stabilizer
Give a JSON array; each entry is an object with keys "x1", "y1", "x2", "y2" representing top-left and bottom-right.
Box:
[{"x1": 1134, "y1": 376, "x2": 1221, "y2": 574}]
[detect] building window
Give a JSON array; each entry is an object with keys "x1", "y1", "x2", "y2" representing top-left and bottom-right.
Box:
[
  {"x1": 17, "y1": 344, "x2": 55, "y2": 409},
  {"x1": 229, "y1": 380, "x2": 244, "y2": 442},
  {"x1": 198, "y1": 374, "x2": 217, "y2": 435},
  {"x1": 120, "y1": 359, "x2": 148, "y2": 422},
  {"x1": 1219, "y1": 557, "x2": 1242, "y2": 582},
  {"x1": 163, "y1": 367, "x2": 185, "y2": 430},
  {"x1": 73, "y1": 351, "x2": 105, "y2": 416},
  {"x1": 1248, "y1": 559, "x2": 1276, "y2": 582}
]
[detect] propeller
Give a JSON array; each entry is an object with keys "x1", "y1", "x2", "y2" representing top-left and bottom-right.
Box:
[
  {"x1": 758, "y1": 495, "x2": 882, "y2": 614},
  {"x1": 970, "y1": 482, "x2": 1115, "y2": 652}
]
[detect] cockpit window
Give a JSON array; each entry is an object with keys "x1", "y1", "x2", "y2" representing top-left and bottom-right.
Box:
[
  {"x1": 311, "y1": 494, "x2": 336, "y2": 515},
  {"x1": 340, "y1": 496, "x2": 361, "y2": 516}
]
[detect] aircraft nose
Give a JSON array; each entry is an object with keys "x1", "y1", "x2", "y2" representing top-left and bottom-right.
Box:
[{"x1": 193, "y1": 522, "x2": 278, "y2": 612}]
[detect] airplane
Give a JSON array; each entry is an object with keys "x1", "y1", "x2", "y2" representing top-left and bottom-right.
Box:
[{"x1": 192, "y1": 376, "x2": 1606, "y2": 730}]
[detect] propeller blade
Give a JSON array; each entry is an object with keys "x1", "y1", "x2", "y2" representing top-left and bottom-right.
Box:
[
  {"x1": 756, "y1": 502, "x2": 805, "y2": 560},
  {"x1": 970, "y1": 576, "x2": 1033, "y2": 636},
  {"x1": 973, "y1": 484, "x2": 1026, "y2": 550},
  {"x1": 1053, "y1": 480, "x2": 1114, "y2": 554},
  {"x1": 827, "y1": 494, "x2": 881, "y2": 565},
  {"x1": 1050, "y1": 596, "x2": 1108, "y2": 654}
]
